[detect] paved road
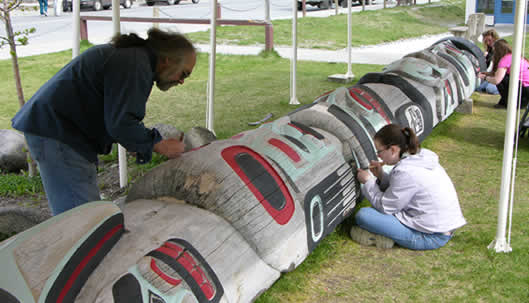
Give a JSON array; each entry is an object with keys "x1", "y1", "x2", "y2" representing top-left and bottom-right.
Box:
[
  {"x1": 0, "y1": 0, "x2": 340, "y2": 59},
  {"x1": 0, "y1": 0, "x2": 417, "y2": 60}
]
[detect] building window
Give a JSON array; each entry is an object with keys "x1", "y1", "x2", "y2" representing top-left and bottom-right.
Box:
[
  {"x1": 477, "y1": 0, "x2": 495, "y2": 14},
  {"x1": 501, "y1": 0, "x2": 514, "y2": 13}
]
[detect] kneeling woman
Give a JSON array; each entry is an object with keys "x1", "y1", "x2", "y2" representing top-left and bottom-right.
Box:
[
  {"x1": 478, "y1": 39, "x2": 529, "y2": 109},
  {"x1": 353, "y1": 124, "x2": 466, "y2": 250}
]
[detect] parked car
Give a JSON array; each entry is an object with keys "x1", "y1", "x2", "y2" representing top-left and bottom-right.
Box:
[
  {"x1": 297, "y1": 0, "x2": 372, "y2": 10},
  {"x1": 146, "y1": 0, "x2": 199, "y2": 6},
  {"x1": 62, "y1": 0, "x2": 133, "y2": 12}
]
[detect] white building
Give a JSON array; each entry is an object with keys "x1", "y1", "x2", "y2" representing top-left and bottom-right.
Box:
[{"x1": 466, "y1": 0, "x2": 519, "y2": 24}]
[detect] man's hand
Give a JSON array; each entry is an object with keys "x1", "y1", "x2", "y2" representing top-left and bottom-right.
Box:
[{"x1": 153, "y1": 137, "x2": 185, "y2": 159}]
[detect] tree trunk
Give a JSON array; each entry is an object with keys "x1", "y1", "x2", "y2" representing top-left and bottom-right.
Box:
[
  {"x1": 3, "y1": 3, "x2": 37, "y2": 177},
  {"x1": 3, "y1": 8, "x2": 25, "y2": 108}
]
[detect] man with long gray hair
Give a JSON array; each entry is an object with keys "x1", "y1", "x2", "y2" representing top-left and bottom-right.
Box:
[{"x1": 12, "y1": 28, "x2": 197, "y2": 215}]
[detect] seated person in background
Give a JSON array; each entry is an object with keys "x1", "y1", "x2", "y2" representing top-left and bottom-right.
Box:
[
  {"x1": 352, "y1": 124, "x2": 466, "y2": 250},
  {"x1": 478, "y1": 39, "x2": 529, "y2": 109},
  {"x1": 477, "y1": 29, "x2": 500, "y2": 95}
]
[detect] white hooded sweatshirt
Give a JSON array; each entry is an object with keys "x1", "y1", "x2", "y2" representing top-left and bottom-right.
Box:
[{"x1": 361, "y1": 148, "x2": 466, "y2": 234}]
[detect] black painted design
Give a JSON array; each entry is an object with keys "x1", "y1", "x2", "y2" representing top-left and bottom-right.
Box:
[
  {"x1": 282, "y1": 135, "x2": 310, "y2": 154},
  {"x1": 328, "y1": 105, "x2": 378, "y2": 162},
  {"x1": 287, "y1": 102, "x2": 316, "y2": 116},
  {"x1": 434, "y1": 36, "x2": 487, "y2": 71},
  {"x1": 395, "y1": 104, "x2": 426, "y2": 137},
  {"x1": 149, "y1": 290, "x2": 167, "y2": 303},
  {"x1": 0, "y1": 289, "x2": 20, "y2": 303},
  {"x1": 290, "y1": 121, "x2": 325, "y2": 139},
  {"x1": 304, "y1": 163, "x2": 359, "y2": 252},
  {"x1": 235, "y1": 153, "x2": 286, "y2": 210},
  {"x1": 147, "y1": 239, "x2": 224, "y2": 303},
  {"x1": 437, "y1": 52, "x2": 469, "y2": 86},
  {"x1": 356, "y1": 84, "x2": 396, "y2": 122},
  {"x1": 112, "y1": 274, "x2": 144, "y2": 303},
  {"x1": 357, "y1": 73, "x2": 433, "y2": 141},
  {"x1": 45, "y1": 213, "x2": 124, "y2": 303}
]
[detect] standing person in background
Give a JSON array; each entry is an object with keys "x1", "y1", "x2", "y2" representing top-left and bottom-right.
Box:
[
  {"x1": 351, "y1": 124, "x2": 466, "y2": 250},
  {"x1": 12, "y1": 28, "x2": 197, "y2": 215},
  {"x1": 477, "y1": 29, "x2": 500, "y2": 95},
  {"x1": 38, "y1": 0, "x2": 48, "y2": 16},
  {"x1": 478, "y1": 39, "x2": 529, "y2": 109}
]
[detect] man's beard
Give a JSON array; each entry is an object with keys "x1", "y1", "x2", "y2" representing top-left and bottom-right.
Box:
[
  {"x1": 156, "y1": 65, "x2": 180, "y2": 91},
  {"x1": 156, "y1": 79, "x2": 179, "y2": 91}
]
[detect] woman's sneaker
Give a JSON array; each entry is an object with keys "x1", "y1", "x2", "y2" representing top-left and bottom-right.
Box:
[{"x1": 350, "y1": 226, "x2": 394, "y2": 249}]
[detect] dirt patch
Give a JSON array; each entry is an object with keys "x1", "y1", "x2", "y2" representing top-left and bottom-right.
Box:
[{"x1": 0, "y1": 160, "x2": 127, "y2": 226}]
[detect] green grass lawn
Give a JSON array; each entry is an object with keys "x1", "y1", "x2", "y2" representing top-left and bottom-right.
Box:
[
  {"x1": 255, "y1": 92, "x2": 529, "y2": 302},
  {"x1": 2, "y1": 0, "x2": 529, "y2": 301},
  {"x1": 186, "y1": 0, "x2": 465, "y2": 49}
]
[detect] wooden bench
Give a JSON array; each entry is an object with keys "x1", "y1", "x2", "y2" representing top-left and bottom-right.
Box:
[{"x1": 449, "y1": 26, "x2": 469, "y2": 38}]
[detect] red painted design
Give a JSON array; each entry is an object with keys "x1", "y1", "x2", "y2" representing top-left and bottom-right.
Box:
[
  {"x1": 444, "y1": 80, "x2": 452, "y2": 96},
  {"x1": 188, "y1": 143, "x2": 211, "y2": 153},
  {"x1": 268, "y1": 138, "x2": 301, "y2": 163},
  {"x1": 316, "y1": 89, "x2": 334, "y2": 100},
  {"x1": 445, "y1": 44, "x2": 462, "y2": 54},
  {"x1": 231, "y1": 133, "x2": 245, "y2": 139},
  {"x1": 156, "y1": 241, "x2": 183, "y2": 259},
  {"x1": 56, "y1": 223, "x2": 123, "y2": 303},
  {"x1": 348, "y1": 88, "x2": 373, "y2": 110},
  {"x1": 201, "y1": 283, "x2": 215, "y2": 300},
  {"x1": 151, "y1": 259, "x2": 182, "y2": 286},
  {"x1": 155, "y1": 241, "x2": 216, "y2": 300},
  {"x1": 221, "y1": 146, "x2": 295, "y2": 225},
  {"x1": 352, "y1": 87, "x2": 391, "y2": 123}
]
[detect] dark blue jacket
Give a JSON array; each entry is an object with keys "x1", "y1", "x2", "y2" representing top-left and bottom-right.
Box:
[{"x1": 12, "y1": 43, "x2": 162, "y2": 164}]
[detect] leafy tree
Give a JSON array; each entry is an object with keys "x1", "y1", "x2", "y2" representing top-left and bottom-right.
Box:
[
  {"x1": 1, "y1": 0, "x2": 37, "y2": 176},
  {"x1": 0, "y1": 0, "x2": 35, "y2": 107}
]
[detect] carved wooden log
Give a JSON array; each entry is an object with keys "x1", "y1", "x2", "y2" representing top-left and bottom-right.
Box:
[
  {"x1": 405, "y1": 50, "x2": 462, "y2": 121},
  {"x1": 430, "y1": 41, "x2": 477, "y2": 98},
  {"x1": 383, "y1": 56, "x2": 452, "y2": 126},
  {"x1": 0, "y1": 202, "x2": 123, "y2": 303},
  {"x1": 127, "y1": 116, "x2": 358, "y2": 272},
  {"x1": 0, "y1": 37, "x2": 484, "y2": 303},
  {"x1": 76, "y1": 199, "x2": 280, "y2": 303}
]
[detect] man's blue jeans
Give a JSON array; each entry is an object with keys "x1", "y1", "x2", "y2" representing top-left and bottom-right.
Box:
[
  {"x1": 355, "y1": 207, "x2": 452, "y2": 250},
  {"x1": 25, "y1": 133, "x2": 100, "y2": 215}
]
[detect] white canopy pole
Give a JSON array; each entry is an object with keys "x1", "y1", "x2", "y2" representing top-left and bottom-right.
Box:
[
  {"x1": 112, "y1": 0, "x2": 120, "y2": 34},
  {"x1": 110, "y1": 0, "x2": 128, "y2": 189},
  {"x1": 72, "y1": 0, "x2": 80, "y2": 58},
  {"x1": 206, "y1": 0, "x2": 217, "y2": 131},
  {"x1": 289, "y1": 0, "x2": 300, "y2": 105},
  {"x1": 327, "y1": 0, "x2": 354, "y2": 83},
  {"x1": 488, "y1": 0, "x2": 527, "y2": 253},
  {"x1": 346, "y1": 0, "x2": 353, "y2": 78},
  {"x1": 264, "y1": 0, "x2": 271, "y2": 22}
]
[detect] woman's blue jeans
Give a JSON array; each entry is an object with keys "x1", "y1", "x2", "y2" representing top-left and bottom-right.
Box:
[
  {"x1": 355, "y1": 207, "x2": 452, "y2": 250},
  {"x1": 24, "y1": 133, "x2": 100, "y2": 216},
  {"x1": 477, "y1": 80, "x2": 499, "y2": 95},
  {"x1": 38, "y1": 0, "x2": 48, "y2": 15}
]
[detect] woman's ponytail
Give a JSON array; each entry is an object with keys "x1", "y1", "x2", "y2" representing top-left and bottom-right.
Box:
[
  {"x1": 374, "y1": 124, "x2": 420, "y2": 157},
  {"x1": 401, "y1": 127, "x2": 419, "y2": 155}
]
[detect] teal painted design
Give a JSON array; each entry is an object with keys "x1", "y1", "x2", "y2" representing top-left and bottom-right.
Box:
[
  {"x1": 0, "y1": 202, "x2": 121, "y2": 303},
  {"x1": 323, "y1": 87, "x2": 379, "y2": 154},
  {"x1": 384, "y1": 57, "x2": 450, "y2": 88},
  {"x1": 252, "y1": 118, "x2": 337, "y2": 181},
  {"x1": 127, "y1": 266, "x2": 192, "y2": 303},
  {"x1": 431, "y1": 42, "x2": 476, "y2": 98}
]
